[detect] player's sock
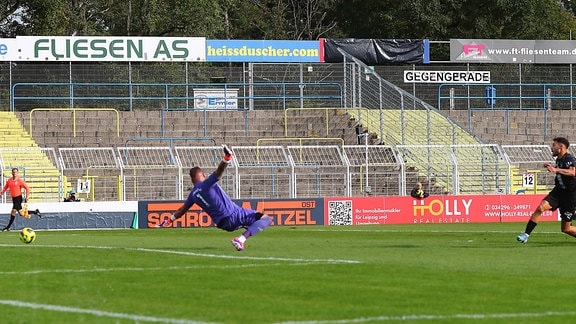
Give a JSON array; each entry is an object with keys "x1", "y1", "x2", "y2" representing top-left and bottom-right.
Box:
[
  {"x1": 237, "y1": 235, "x2": 247, "y2": 243},
  {"x1": 5, "y1": 215, "x2": 15, "y2": 229},
  {"x1": 243, "y1": 216, "x2": 272, "y2": 238},
  {"x1": 525, "y1": 220, "x2": 537, "y2": 235}
]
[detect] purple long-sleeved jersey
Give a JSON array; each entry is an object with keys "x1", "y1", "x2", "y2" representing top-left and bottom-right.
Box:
[{"x1": 182, "y1": 172, "x2": 255, "y2": 226}]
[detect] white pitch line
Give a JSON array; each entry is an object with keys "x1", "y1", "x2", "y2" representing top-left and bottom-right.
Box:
[
  {"x1": 0, "y1": 299, "x2": 216, "y2": 324},
  {"x1": 0, "y1": 244, "x2": 361, "y2": 264},
  {"x1": 0, "y1": 262, "x2": 325, "y2": 275},
  {"x1": 134, "y1": 247, "x2": 361, "y2": 263},
  {"x1": 275, "y1": 310, "x2": 576, "y2": 323}
]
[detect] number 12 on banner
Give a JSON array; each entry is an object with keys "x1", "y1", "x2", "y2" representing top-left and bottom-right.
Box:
[{"x1": 522, "y1": 173, "x2": 534, "y2": 188}]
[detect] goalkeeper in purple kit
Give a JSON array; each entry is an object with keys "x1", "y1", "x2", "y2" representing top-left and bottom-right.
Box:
[{"x1": 158, "y1": 145, "x2": 272, "y2": 251}]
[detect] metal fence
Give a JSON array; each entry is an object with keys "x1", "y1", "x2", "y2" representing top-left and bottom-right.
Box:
[
  {"x1": 3, "y1": 61, "x2": 576, "y2": 112},
  {"x1": 11, "y1": 81, "x2": 343, "y2": 111},
  {"x1": 3, "y1": 60, "x2": 576, "y2": 149},
  {"x1": 0, "y1": 144, "x2": 557, "y2": 203},
  {"x1": 0, "y1": 60, "x2": 569, "y2": 203},
  {"x1": 340, "y1": 49, "x2": 482, "y2": 146}
]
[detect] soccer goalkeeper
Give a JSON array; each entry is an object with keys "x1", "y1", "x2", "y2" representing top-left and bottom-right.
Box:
[{"x1": 158, "y1": 145, "x2": 272, "y2": 251}]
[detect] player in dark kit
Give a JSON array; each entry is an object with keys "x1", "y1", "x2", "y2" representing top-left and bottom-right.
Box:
[{"x1": 517, "y1": 137, "x2": 576, "y2": 243}]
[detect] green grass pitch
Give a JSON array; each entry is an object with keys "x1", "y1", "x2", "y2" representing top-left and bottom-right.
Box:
[{"x1": 1, "y1": 222, "x2": 575, "y2": 323}]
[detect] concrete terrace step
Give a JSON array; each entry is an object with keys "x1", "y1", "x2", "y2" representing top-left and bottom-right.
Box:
[{"x1": 0, "y1": 111, "x2": 70, "y2": 200}]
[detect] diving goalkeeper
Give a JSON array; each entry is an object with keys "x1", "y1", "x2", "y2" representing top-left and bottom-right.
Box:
[{"x1": 158, "y1": 145, "x2": 272, "y2": 251}]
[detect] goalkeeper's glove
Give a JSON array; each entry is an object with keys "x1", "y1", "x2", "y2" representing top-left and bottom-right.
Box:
[{"x1": 222, "y1": 144, "x2": 233, "y2": 163}]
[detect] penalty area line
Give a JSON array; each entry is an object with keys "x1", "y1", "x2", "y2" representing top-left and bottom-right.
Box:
[{"x1": 0, "y1": 299, "x2": 217, "y2": 324}]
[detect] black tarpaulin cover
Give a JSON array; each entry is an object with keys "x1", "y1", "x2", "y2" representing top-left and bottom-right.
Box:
[{"x1": 323, "y1": 38, "x2": 424, "y2": 64}]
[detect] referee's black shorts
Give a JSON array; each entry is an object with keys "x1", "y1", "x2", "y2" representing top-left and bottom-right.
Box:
[{"x1": 11, "y1": 195, "x2": 23, "y2": 211}]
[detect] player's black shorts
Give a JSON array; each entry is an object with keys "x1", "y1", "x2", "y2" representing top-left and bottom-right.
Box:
[
  {"x1": 545, "y1": 187, "x2": 576, "y2": 222},
  {"x1": 11, "y1": 195, "x2": 23, "y2": 211}
]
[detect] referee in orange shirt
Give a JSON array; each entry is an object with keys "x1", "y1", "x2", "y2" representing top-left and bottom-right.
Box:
[{"x1": 1, "y1": 167, "x2": 41, "y2": 231}]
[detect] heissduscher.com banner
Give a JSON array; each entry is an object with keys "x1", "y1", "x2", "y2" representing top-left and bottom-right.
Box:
[
  {"x1": 140, "y1": 198, "x2": 324, "y2": 228},
  {"x1": 206, "y1": 40, "x2": 322, "y2": 62},
  {"x1": 325, "y1": 194, "x2": 557, "y2": 225}
]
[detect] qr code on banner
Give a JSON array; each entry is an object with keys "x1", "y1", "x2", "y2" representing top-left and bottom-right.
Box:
[{"x1": 328, "y1": 200, "x2": 352, "y2": 225}]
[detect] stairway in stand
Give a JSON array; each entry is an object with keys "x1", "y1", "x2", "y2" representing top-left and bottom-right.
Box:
[{"x1": 0, "y1": 112, "x2": 67, "y2": 202}]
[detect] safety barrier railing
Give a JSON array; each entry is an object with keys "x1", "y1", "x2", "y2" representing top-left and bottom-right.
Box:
[
  {"x1": 339, "y1": 48, "x2": 481, "y2": 146},
  {"x1": 11, "y1": 82, "x2": 343, "y2": 111},
  {"x1": 0, "y1": 144, "x2": 555, "y2": 202},
  {"x1": 435, "y1": 83, "x2": 573, "y2": 135}
]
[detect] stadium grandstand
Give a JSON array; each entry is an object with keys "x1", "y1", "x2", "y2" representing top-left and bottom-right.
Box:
[{"x1": 1, "y1": 49, "x2": 569, "y2": 202}]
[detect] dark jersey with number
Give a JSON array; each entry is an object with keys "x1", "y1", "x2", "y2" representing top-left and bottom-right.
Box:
[{"x1": 554, "y1": 152, "x2": 576, "y2": 190}]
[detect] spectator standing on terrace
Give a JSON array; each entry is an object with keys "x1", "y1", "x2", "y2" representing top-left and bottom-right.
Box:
[
  {"x1": 157, "y1": 145, "x2": 272, "y2": 251},
  {"x1": 410, "y1": 182, "x2": 429, "y2": 199},
  {"x1": 1, "y1": 167, "x2": 41, "y2": 231},
  {"x1": 64, "y1": 189, "x2": 80, "y2": 202},
  {"x1": 517, "y1": 137, "x2": 576, "y2": 243}
]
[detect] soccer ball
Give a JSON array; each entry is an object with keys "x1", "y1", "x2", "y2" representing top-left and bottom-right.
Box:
[{"x1": 19, "y1": 227, "x2": 37, "y2": 244}]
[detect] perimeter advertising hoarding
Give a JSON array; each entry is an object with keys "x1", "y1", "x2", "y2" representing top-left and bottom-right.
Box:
[
  {"x1": 325, "y1": 194, "x2": 557, "y2": 225},
  {"x1": 206, "y1": 40, "x2": 322, "y2": 62},
  {"x1": 0, "y1": 36, "x2": 206, "y2": 61},
  {"x1": 0, "y1": 37, "x2": 320, "y2": 62},
  {"x1": 140, "y1": 198, "x2": 325, "y2": 228},
  {"x1": 451, "y1": 39, "x2": 576, "y2": 64},
  {"x1": 140, "y1": 194, "x2": 556, "y2": 229}
]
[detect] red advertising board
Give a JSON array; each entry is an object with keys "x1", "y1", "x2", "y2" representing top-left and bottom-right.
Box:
[
  {"x1": 139, "y1": 198, "x2": 325, "y2": 228},
  {"x1": 325, "y1": 194, "x2": 557, "y2": 225},
  {"x1": 139, "y1": 194, "x2": 557, "y2": 228}
]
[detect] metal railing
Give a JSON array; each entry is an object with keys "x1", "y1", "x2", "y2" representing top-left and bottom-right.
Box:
[
  {"x1": 436, "y1": 83, "x2": 568, "y2": 135},
  {"x1": 339, "y1": 48, "x2": 481, "y2": 146},
  {"x1": 11, "y1": 82, "x2": 343, "y2": 111},
  {"x1": 0, "y1": 144, "x2": 556, "y2": 203}
]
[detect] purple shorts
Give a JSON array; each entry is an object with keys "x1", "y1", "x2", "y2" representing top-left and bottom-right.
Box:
[{"x1": 216, "y1": 209, "x2": 263, "y2": 232}]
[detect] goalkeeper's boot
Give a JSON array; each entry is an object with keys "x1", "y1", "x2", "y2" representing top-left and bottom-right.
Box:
[
  {"x1": 156, "y1": 217, "x2": 172, "y2": 228},
  {"x1": 231, "y1": 237, "x2": 245, "y2": 251},
  {"x1": 2, "y1": 227, "x2": 9, "y2": 232},
  {"x1": 517, "y1": 232, "x2": 529, "y2": 244}
]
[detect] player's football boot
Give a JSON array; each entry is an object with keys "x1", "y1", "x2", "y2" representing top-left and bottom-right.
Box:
[
  {"x1": 156, "y1": 218, "x2": 172, "y2": 228},
  {"x1": 231, "y1": 237, "x2": 245, "y2": 251},
  {"x1": 516, "y1": 232, "x2": 529, "y2": 243}
]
